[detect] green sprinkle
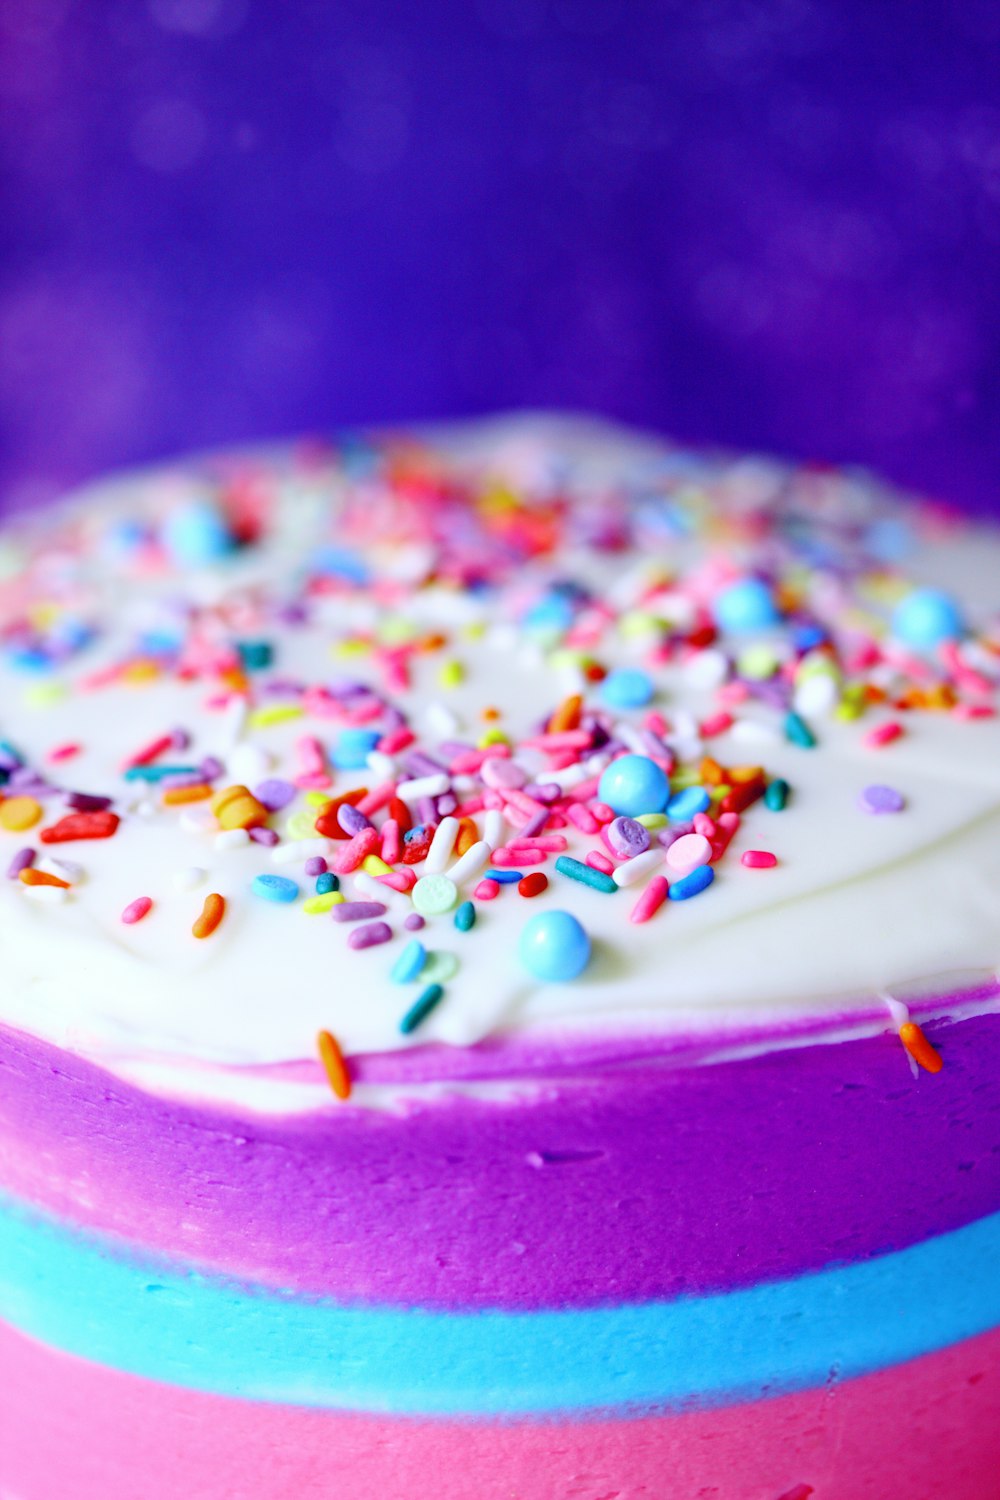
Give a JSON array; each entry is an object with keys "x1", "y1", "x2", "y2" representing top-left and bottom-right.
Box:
[
  {"x1": 455, "y1": 899, "x2": 476, "y2": 931},
  {"x1": 764, "y1": 777, "x2": 790, "y2": 811},
  {"x1": 555, "y1": 856, "x2": 617, "y2": 894},
  {"x1": 636, "y1": 812, "x2": 668, "y2": 829},
  {"x1": 399, "y1": 983, "x2": 445, "y2": 1035},
  {"x1": 784, "y1": 711, "x2": 817, "y2": 748}
]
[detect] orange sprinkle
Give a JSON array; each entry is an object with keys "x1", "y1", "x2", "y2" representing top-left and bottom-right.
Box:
[
  {"x1": 317, "y1": 1029, "x2": 352, "y2": 1100},
  {"x1": 699, "y1": 756, "x2": 726, "y2": 785},
  {"x1": 19, "y1": 868, "x2": 71, "y2": 889},
  {"x1": 899, "y1": 1021, "x2": 943, "y2": 1074},
  {"x1": 163, "y1": 783, "x2": 214, "y2": 805},
  {"x1": 547, "y1": 693, "x2": 583, "y2": 734},
  {"x1": 0, "y1": 796, "x2": 44, "y2": 832},
  {"x1": 454, "y1": 816, "x2": 479, "y2": 858},
  {"x1": 193, "y1": 892, "x2": 226, "y2": 939},
  {"x1": 481, "y1": 706, "x2": 501, "y2": 722}
]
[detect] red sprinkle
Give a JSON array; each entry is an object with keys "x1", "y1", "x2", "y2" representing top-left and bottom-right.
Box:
[
  {"x1": 474, "y1": 878, "x2": 501, "y2": 901},
  {"x1": 40, "y1": 811, "x2": 120, "y2": 844},
  {"x1": 518, "y1": 872, "x2": 548, "y2": 898}
]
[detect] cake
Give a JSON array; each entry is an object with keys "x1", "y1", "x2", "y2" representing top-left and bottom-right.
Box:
[{"x1": 0, "y1": 414, "x2": 997, "y2": 1500}]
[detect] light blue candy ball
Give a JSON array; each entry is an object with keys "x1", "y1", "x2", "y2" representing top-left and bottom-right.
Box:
[
  {"x1": 519, "y1": 909, "x2": 591, "y2": 982},
  {"x1": 891, "y1": 588, "x2": 964, "y2": 650},
  {"x1": 599, "y1": 667, "x2": 655, "y2": 710},
  {"x1": 161, "y1": 502, "x2": 234, "y2": 567},
  {"x1": 598, "y1": 754, "x2": 669, "y2": 817},
  {"x1": 713, "y1": 577, "x2": 780, "y2": 634}
]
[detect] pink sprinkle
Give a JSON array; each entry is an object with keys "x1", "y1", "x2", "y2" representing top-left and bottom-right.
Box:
[
  {"x1": 294, "y1": 771, "x2": 334, "y2": 790},
  {"x1": 952, "y1": 702, "x2": 996, "y2": 720},
  {"x1": 378, "y1": 727, "x2": 416, "y2": 754},
  {"x1": 342, "y1": 697, "x2": 385, "y2": 726},
  {"x1": 507, "y1": 835, "x2": 567, "y2": 853},
  {"x1": 863, "y1": 721, "x2": 904, "y2": 749},
  {"x1": 380, "y1": 818, "x2": 402, "y2": 864},
  {"x1": 376, "y1": 870, "x2": 416, "y2": 893},
  {"x1": 455, "y1": 795, "x2": 487, "y2": 817},
  {"x1": 47, "y1": 742, "x2": 82, "y2": 763},
  {"x1": 122, "y1": 896, "x2": 153, "y2": 925},
  {"x1": 586, "y1": 850, "x2": 615, "y2": 875},
  {"x1": 302, "y1": 687, "x2": 340, "y2": 719},
  {"x1": 121, "y1": 732, "x2": 174, "y2": 771},
  {"x1": 590, "y1": 801, "x2": 615, "y2": 825},
  {"x1": 499, "y1": 787, "x2": 547, "y2": 820},
  {"x1": 494, "y1": 846, "x2": 546, "y2": 866},
  {"x1": 630, "y1": 875, "x2": 669, "y2": 924},
  {"x1": 717, "y1": 680, "x2": 751, "y2": 705},
  {"x1": 329, "y1": 827, "x2": 380, "y2": 874},
  {"x1": 643, "y1": 711, "x2": 669, "y2": 736},
  {"x1": 522, "y1": 729, "x2": 593, "y2": 752},
  {"x1": 296, "y1": 735, "x2": 327, "y2": 774},
  {"x1": 741, "y1": 850, "x2": 777, "y2": 869},
  {"x1": 567, "y1": 803, "x2": 600, "y2": 835},
  {"x1": 692, "y1": 811, "x2": 717, "y2": 838},
  {"x1": 565, "y1": 776, "x2": 601, "y2": 803},
  {"x1": 474, "y1": 878, "x2": 501, "y2": 901},
  {"x1": 357, "y1": 782, "x2": 395, "y2": 817},
  {"x1": 700, "y1": 711, "x2": 733, "y2": 737}
]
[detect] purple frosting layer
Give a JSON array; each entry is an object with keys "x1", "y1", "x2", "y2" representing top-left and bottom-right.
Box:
[{"x1": 1, "y1": 1012, "x2": 998, "y2": 1311}]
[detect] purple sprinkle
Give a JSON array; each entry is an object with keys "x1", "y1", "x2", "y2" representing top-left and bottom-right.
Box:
[
  {"x1": 304, "y1": 856, "x2": 328, "y2": 877},
  {"x1": 518, "y1": 807, "x2": 550, "y2": 839},
  {"x1": 338, "y1": 803, "x2": 371, "y2": 836},
  {"x1": 199, "y1": 755, "x2": 224, "y2": 781},
  {"x1": 347, "y1": 920, "x2": 393, "y2": 950},
  {"x1": 860, "y1": 784, "x2": 906, "y2": 815},
  {"x1": 255, "y1": 778, "x2": 296, "y2": 811},
  {"x1": 7, "y1": 847, "x2": 35, "y2": 879},
  {"x1": 160, "y1": 771, "x2": 207, "y2": 790},
  {"x1": 405, "y1": 751, "x2": 448, "y2": 778},
  {"x1": 248, "y1": 825, "x2": 280, "y2": 846},
  {"x1": 404, "y1": 913, "x2": 425, "y2": 931},
  {"x1": 657, "y1": 827, "x2": 686, "y2": 850},
  {"x1": 8, "y1": 767, "x2": 50, "y2": 793},
  {"x1": 170, "y1": 728, "x2": 192, "y2": 750},
  {"x1": 333, "y1": 900, "x2": 387, "y2": 923},
  {"x1": 435, "y1": 793, "x2": 458, "y2": 817},
  {"x1": 0, "y1": 748, "x2": 24, "y2": 772},
  {"x1": 261, "y1": 678, "x2": 305, "y2": 698},
  {"x1": 605, "y1": 815, "x2": 651, "y2": 859},
  {"x1": 523, "y1": 782, "x2": 561, "y2": 803},
  {"x1": 417, "y1": 796, "x2": 438, "y2": 827},
  {"x1": 66, "y1": 792, "x2": 113, "y2": 812},
  {"x1": 438, "y1": 740, "x2": 473, "y2": 759}
]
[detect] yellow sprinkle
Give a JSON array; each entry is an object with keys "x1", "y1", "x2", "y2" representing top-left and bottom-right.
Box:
[
  {"x1": 0, "y1": 796, "x2": 43, "y2": 832},
  {"x1": 303, "y1": 892, "x2": 346, "y2": 914},
  {"x1": 362, "y1": 855, "x2": 392, "y2": 876},
  {"x1": 332, "y1": 638, "x2": 371, "y2": 658},
  {"x1": 636, "y1": 812, "x2": 668, "y2": 829},
  {"x1": 247, "y1": 705, "x2": 304, "y2": 729},
  {"x1": 285, "y1": 809, "x2": 317, "y2": 840},
  {"x1": 478, "y1": 728, "x2": 511, "y2": 748},
  {"x1": 304, "y1": 790, "x2": 331, "y2": 808},
  {"x1": 121, "y1": 659, "x2": 161, "y2": 683},
  {"x1": 438, "y1": 659, "x2": 464, "y2": 689},
  {"x1": 23, "y1": 682, "x2": 68, "y2": 708},
  {"x1": 378, "y1": 616, "x2": 417, "y2": 645}
]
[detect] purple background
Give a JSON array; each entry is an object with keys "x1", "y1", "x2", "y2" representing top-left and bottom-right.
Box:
[{"x1": 2, "y1": 0, "x2": 999, "y2": 516}]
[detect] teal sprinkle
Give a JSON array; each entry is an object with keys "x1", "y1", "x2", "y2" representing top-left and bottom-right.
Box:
[
  {"x1": 237, "y1": 640, "x2": 274, "y2": 671},
  {"x1": 554, "y1": 856, "x2": 617, "y2": 894},
  {"x1": 123, "y1": 764, "x2": 200, "y2": 782},
  {"x1": 454, "y1": 900, "x2": 476, "y2": 932},
  {"x1": 391, "y1": 938, "x2": 426, "y2": 984},
  {"x1": 315, "y1": 872, "x2": 339, "y2": 894},
  {"x1": 764, "y1": 778, "x2": 790, "y2": 811},
  {"x1": 399, "y1": 983, "x2": 445, "y2": 1035},
  {"x1": 784, "y1": 711, "x2": 817, "y2": 749}
]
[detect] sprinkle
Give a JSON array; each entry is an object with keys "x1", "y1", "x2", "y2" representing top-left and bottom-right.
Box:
[
  {"x1": 399, "y1": 982, "x2": 445, "y2": 1034},
  {"x1": 121, "y1": 895, "x2": 153, "y2": 924},
  {"x1": 454, "y1": 899, "x2": 476, "y2": 930},
  {"x1": 741, "y1": 849, "x2": 777, "y2": 869},
  {"x1": 784, "y1": 711, "x2": 817, "y2": 748},
  {"x1": 391, "y1": 938, "x2": 427, "y2": 982},
  {"x1": 337, "y1": 802, "x2": 371, "y2": 837},
  {"x1": 424, "y1": 815, "x2": 460, "y2": 874},
  {"x1": 517, "y1": 872, "x2": 548, "y2": 898},
  {"x1": 859, "y1": 784, "x2": 906, "y2": 815},
  {"x1": 864, "y1": 721, "x2": 904, "y2": 749},
  {"x1": 255, "y1": 778, "x2": 297, "y2": 811},
  {"x1": 211, "y1": 784, "x2": 269, "y2": 830},
  {"x1": 604, "y1": 815, "x2": 650, "y2": 859},
  {"x1": 40, "y1": 810, "x2": 119, "y2": 844},
  {"x1": 554, "y1": 855, "x2": 617, "y2": 894},
  {"x1": 668, "y1": 865, "x2": 715, "y2": 900},
  {"x1": 163, "y1": 783, "x2": 214, "y2": 805},
  {"x1": 611, "y1": 848, "x2": 664, "y2": 887},
  {"x1": 666, "y1": 786, "x2": 711, "y2": 822},
  {"x1": 6, "y1": 847, "x2": 35, "y2": 879},
  {"x1": 665, "y1": 832, "x2": 713, "y2": 872},
  {"x1": 586, "y1": 850, "x2": 615, "y2": 875},
  {"x1": 317, "y1": 1029, "x2": 352, "y2": 1100},
  {"x1": 891, "y1": 588, "x2": 963, "y2": 650},
  {"x1": 412, "y1": 873, "x2": 459, "y2": 916},
  {"x1": 763, "y1": 777, "x2": 789, "y2": 811},
  {"x1": 333, "y1": 900, "x2": 387, "y2": 923},
  {"x1": 214, "y1": 828, "x2": 250, "y2": 851},
  {"x1": 404, "y1": 911, "x2": 426, "y2": 930},
  {"x1": 599, "y1": 667, "x2": 654, "y2": 709},
  {"x1": 713, "y1": 576, "x2": 779, "y2": 634},
  {"x1": 347, "y1": 920, "x2": 393, "y2": 950},
  {"x1": 193, "y1": 892, "x2": 225, "y2": 938},
  {"x1": 303, "y1": 891, "x2": 344, "y2": 914},
  {"x1": 251, "y1": 873, "x2": 300, "y2": 903},
  {"x1": 485, "y1": 868, "x2": 524, "y2": 884},
  {"x1": 19, "y1": 867, "x2": 70, "y2": 889},
  {"x1": 447, "y1": 838, "x2": 492, "y2": 886},
  {"x1": 396, "y1": 772, "x2": 450, "y2": 801},
  {"x1": 630, "y1": 874, "x2": 669, "y2": 924},
  {"x1": 899, "y1": 1020, "x2": 943, "y2": 1073},
  {"x1": 0, "y1": 796, "x2": 43, "y2": 832},
  {"x1": 474, "y1": 878, "x2": 500, "y2": 900}
]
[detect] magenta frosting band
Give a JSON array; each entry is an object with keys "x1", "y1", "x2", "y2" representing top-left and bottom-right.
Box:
[{"x1": 1, "y1": 1007, "x2": 998, "y2": 1310}]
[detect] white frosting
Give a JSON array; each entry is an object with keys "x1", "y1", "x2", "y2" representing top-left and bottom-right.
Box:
[{"x1": 0, "y1": 413, "x2": 998, "y2": 1110}]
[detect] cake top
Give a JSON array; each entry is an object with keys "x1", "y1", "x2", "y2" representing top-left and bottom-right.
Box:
[{"x1": 1, "y1": 414, "x2": 998, "y2": 1111}]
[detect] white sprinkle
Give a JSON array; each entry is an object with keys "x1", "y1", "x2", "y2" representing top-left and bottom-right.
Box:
[
  {"x1": 612, "y1": 848, "x2": 665, "y2": 887},
  {"x1": 365, "y1": 750, "x2": 397, "y2": 782},
  {"x1": 173, "y1": 865, "x2": 207, "y2": 890},
  {"x1": 41, "y1": 857, "x2": 84, "y2": 883},
  {"x1": 214, "y1": 828, "x2": 250, "y2": 851},
  {"x1": 396, "y1": 773, "x2": 450, "y2": 802},
  {"x1": 793, "y1": 674, "x2": 839, "y2": 717},
  {"x1": 271, "y1": 837, "x2": 332, "y2": 866},
  {"x1": 424, "y1": 701, "x2": 460, "y2": 738},
  {"x1": 180, "y1": 807, "x2": 215, "y2": 834},
  {"x1": 613, "y1": 723, "x2": 649, "y2": 755},
  {"x1": 683, "y1": 647, "x2": 729, "y2": 691},
  {"x1": 544, "y1": 762, "x2": 591, "y2": 790},
  {"x1": 447, "y1": 839, "x2": 491, "y2": 886},
  {"x1": 729, "y1": 718, "x2": 781, "y2": 745},
  {"x1": 424, "y1": 816, "x2": 459, "y2": 874},
  {"x1": 353, "y1": 871, "x2": 409, "y2": 911},
  {"x1": 23, "y1": 884, "x2": 68, "y2": 904},
  {"x1": 482, "y1": 808, "x2": 505, "y2": 850},
  {"x1": 227, "y1": 744, "x2": 273, "y2": 784}
]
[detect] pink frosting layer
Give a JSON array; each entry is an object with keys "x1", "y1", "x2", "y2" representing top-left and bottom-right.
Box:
[{"x1": 1, "y1": 1319, "x2": 996, "y2": 1500}]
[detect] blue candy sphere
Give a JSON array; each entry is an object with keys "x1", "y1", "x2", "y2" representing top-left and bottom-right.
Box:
[
  {"x1": 598, "y1": 754, "x2": 670, "y2": 817},
  {"x1": 519, "y1": 910, "x2": 591, "y2": 982},
  {"x1": 713, "y1": 577, "x2": 780, "y2": 634},
  {"x1": 599, "y1": 667, "x2": 655, "y2": 710},
  {"x1": 161, "y1": 502, "x2": 234, "y2": 567},
  {"x1": 891, "y1": 588, "x2": 964, "y2": 650}
]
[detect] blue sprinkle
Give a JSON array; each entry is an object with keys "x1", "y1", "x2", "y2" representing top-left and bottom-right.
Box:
[
  {"x1": 161, "y1": 501, "x2": 234, "y2": 567},
  {"x1": 668, "y1": 865, "x2": 715, "y2": 901},
  {"x1": 7, "y1": 648, "x2": 54, "y2": 673},
  {"x1": 399, "y1": 983, "x2": 445, "y2": 1034},
  {"x1": 123, "y1": 764, "x2": 200, "y2": 783},
  {"x1": 666, "y1": 786, "x2": 711, "y2": 821},
  {"x1": 315, "y1": 872, "x2": 339, "y2": 895},
  {"x1": 251, "y1": 873, "x2": 299, "y2": 904},
  {"x1": 599, "y1": 668, "x2": 655, "y2": 710},
  {"x1": 391, "y1": 938, "x2": 427, "y2": 984},
  {"x1": 311, "y1": 546, "x2": 370, "y2": 585},
  {"x1": 524, "y1": 595, "x2": 575, "y2": 632},
  {"x1": 485, "y1": 869, "x2": 523, "y2": 884},
  {"x1": 784, "y1": 711, "x2": 817, "y2": 749},
  {"x1": 891, "y1": 588, "x2": 964, "y2": 651},
  {"x1": 332, "y1": 728, "x2": 380, "y2": 770},
  {"x1": 554, "y1": 856, "x2": 617, "y2": 894},
  {"x1": 712, "y1": 577, "x2": 780, "y2": 635},
  {"x1": 455, "y1": 900, "x2": 476, "y2": 932}
]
